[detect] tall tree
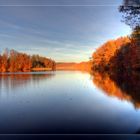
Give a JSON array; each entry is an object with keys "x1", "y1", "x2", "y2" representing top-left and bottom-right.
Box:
[
  {"x1": 119, "y1": 0, "x2": 140, "y2": 28},
  {"x1": 119, "y1": 0, "x2": 140, "y2": 70},
  {"x1": 119, "y1": 0, "x2": 140, "y2": 40}
]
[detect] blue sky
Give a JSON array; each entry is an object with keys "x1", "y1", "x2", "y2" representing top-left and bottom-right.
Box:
[{"x1": 0, "y1": 0, "x2": 131, "y2": 62}]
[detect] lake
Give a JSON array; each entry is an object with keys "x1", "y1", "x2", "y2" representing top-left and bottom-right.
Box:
[{"x1": 0, "y1": 71, "x2": 140, "y2": 134}]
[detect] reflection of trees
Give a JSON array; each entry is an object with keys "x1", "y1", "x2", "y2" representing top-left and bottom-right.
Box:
[
  {"x1": 0, "y1": 73, "x2": 55, "y2": 92},
  {"x1": 92, "y1": 71, "x2": 140, "y2": 109}
]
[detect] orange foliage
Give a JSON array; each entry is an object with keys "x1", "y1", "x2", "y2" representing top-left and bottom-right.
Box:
[
  {"x1": 92, "y1": 72, "x2": 140, "y2": 109},
  {"x1": 0, "y1": 49, "x2": 56, "y2": 72},
  {"x1": 56, "y1": 61, "x2": 92, "y2": 72},
  {"x1": 75, "y1": 61, "x2": 92, "y2": 72},
  {"x1": 92, "y1": 35, "x2": 140, "y2": 72}
]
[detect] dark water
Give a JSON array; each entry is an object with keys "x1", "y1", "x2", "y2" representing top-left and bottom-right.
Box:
[{"x1": 0, "y1": 71, "x2": 140, "y2": 134}]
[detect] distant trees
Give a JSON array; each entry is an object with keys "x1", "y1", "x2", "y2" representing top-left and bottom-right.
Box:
[
  {"x1": 56, "y1": 62, "x2": 92, "y2": 71},
  {"x1": 0, "y1": 49, "x2": 56, "y2": 72},
  {"x1": 9, "y1": 50, "x2": 31, "y2": 72},
  {"x1": 31, "y1": 55, "x2": 55, "y2": 70},
  {"x1": 1, "y1": 49, "x2": 9, "y2": 72},
  {"x1": 75, "y1": 61, "x2": 92, "y2": 72}
]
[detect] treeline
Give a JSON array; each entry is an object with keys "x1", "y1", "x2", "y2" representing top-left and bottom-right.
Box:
[
  {"x1": 92, "y1": 37, "x2": 131, "y2": 72},
  {"x1": 56, "y1": 61, "x2": 92, "y2": 71},
  {"x1": 0, "y1": 49, "x2": 56, "y2": 72},
  {"x1": 74, "y1": 61, "x2": 92, "y2": 72},
  {"x1": 92, "y1": 0, "x2": 140, "y2": 73},
  {"x1": 92, "y1": 31, "x2": 140, "y2": 72},
  {"x1": 92, "y1": 36, "x2": 140, "y2": 72}
]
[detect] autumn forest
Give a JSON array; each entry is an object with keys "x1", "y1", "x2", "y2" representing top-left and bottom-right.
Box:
[
  {"x1": 0, "y1": 0, "x2": 140, "y2": 136},
  {"x1": 0, "y1": 0, "x2": 139, "y2": 74},
  {"x1": 0, "y1": 49, "x2": 56, "y2": 72},
  {"x1": 92, "y1": 0, "x2": 140, "y2": 73},
  {"x1": 91, "y1": 0, "x2": 140, "y2": 110}
]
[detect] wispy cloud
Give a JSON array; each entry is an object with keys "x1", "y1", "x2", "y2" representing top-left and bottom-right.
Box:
[
  {"x1": 0, "y1": 1, "x2": 131, "y2": 62},
  {"x1": 0, "y1": 19, "x2": 21, "y2": 29}
]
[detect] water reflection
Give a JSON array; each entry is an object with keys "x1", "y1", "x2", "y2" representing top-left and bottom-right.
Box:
[
  {"x1": 0, "y1": 72, "x2": 55, "y2": 94},
  {"x1": 92, "y1": 71, "x2": 140, "y2": 109},
  {"x1": 0, "y1": 71, "x2": 140, "y2": 134}
]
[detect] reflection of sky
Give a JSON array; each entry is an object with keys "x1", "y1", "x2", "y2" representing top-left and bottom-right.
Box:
[
  {"x1": 0, "y1": 71, "x2": 140, "y2": 133},
  {"x1": 0, "y1": 0, "x2": 131, "y2": 62}
]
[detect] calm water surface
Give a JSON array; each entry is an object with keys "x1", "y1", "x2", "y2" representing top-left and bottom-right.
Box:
[{"x1": 0, "y1": 71, "x2": 140, "y2": 134}]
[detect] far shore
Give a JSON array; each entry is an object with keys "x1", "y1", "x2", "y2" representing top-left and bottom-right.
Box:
[
  {"x1": 31, "y1": 68, "x2": 54, "y2": 71},
  {"x1": 0, "y1": 62, "x2": 92, "y2": 73}
]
